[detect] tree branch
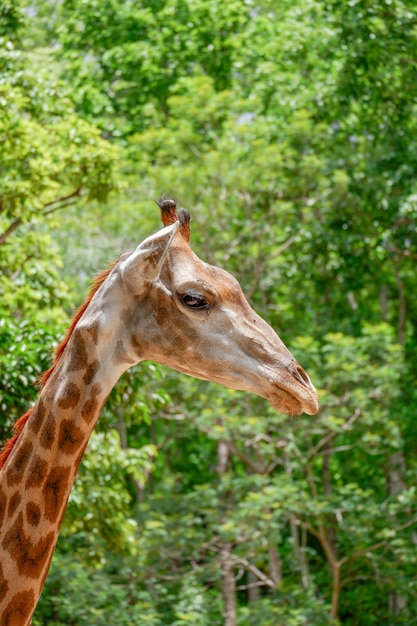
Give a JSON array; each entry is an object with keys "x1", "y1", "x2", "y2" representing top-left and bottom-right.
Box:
[
  {"x1": 42, "y1": 187, "x2": 83, "y2": 215},
  {"x1": 303, "y1": 522, "x2": 338, "y2": 570},
  {"x1": 233, "y1": 556, "x2": 276, "y2": 589},
  {"x1": 269, "y1": 231, "x2": 301, "y2": 260},
  {"x1": 0, "y1": 217, "x2": 22, "y2": 246},
  {"x1": 0, "y1": 187, "x2": 83, "y2": 246},
  {"x1": 338, "y1": 540, "x2": 388, "y2": 568},
  {"x1": 225, "y1": 440, "x2": 267, "y2": 474}
]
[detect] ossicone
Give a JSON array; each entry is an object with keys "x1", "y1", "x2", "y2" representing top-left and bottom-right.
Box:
[{"x1": 157, "y1": 197, "x2": 191, "y2": 243}]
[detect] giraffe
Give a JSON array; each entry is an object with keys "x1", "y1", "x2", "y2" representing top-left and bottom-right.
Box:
[{"x1": 0, "y1": 200, "x2": 318, "y2": 625}]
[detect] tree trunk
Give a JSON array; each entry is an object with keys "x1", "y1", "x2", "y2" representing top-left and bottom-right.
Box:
[
  {"x1": 285, "y1": 453, "x2": 310, "y2": 589},
  {"x1": 268, "y1": 543, "x2": 283, "y2": 587},
  {"x1": 379, "y1": 285, "x2": 388, "y2": 321},
  {"x1": 386, "y1": 263, "x2": 407, "y2": 615},
  {"x1": 393, "y1": 259, "x2": 406, "y2": 344},
  {"x1": 322, "y1": 439, "x2": 337, "y2": 560},
  {"x1": 330, "y1": 562, "x2": 342, "y2": 620},
  {"x1": 390, "y1": 451, "x2": 407, "y2": 497},
  {"x1": 216, "y1": 440, "x2": 237, "y2": 626},
  {"x1": 388, "y1": 451, "x2": 407, "y2": 615},
  {"x1": 289, "y1": 514, "x2": 310, "y2": 588},
  {"x1": 216, "y1": 439, "x2": 230, "y2": 473},
  {"x1": 220, "y1": 543, "x2": 237, "y2": 626},
  {"x1": 247, "y1": 571, "x2": 260, "y2": 604}
]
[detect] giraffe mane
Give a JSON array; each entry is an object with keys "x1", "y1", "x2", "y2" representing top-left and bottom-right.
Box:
[{"x1": 0, "y1": 262, "x2": 117, "y2": 470}]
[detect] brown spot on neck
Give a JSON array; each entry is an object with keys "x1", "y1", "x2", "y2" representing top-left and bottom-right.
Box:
[
  {"x1": 86, "y1": 319, "x2": 100, "y2": 344},
  {"x1": 58, "y1": 419, "x2": 85, "y2": 455},
  {"x1": 6, "y1": 442, "x2": 33, "y2": 487},
  {"x1": 83, "y1": 359, "x2": 99, "y2": 385},
  {"x1": 57, "y1": 382, "x2": 81, "y2": 410},
  {"x1": 2, "y1": 589, "x2": 36, "y2": 625},
  {"x1": 0, "y1": 562, "x2": 9, "y2": 603},
  {"x1": 67, "y1": 330, "x2": 88, "y2": 372},
  {"x1": 26, "y1": 502, "x2": 41, "y2": 527},
  {"x1": 7, "y1": 492, "x2": 22, "y2": 519},
  {"x1": 81, "y1": 397, "x2": 98, "y2": 424},
  {"x1": 39, "y1": 414, "x2": 56, "y2": 450},
  {"x1": 1, "y1": 512, "x2": 54, "y2": 578},
  {"x1": 29, "y1": 398, "x2": 47, "y2": 435},
  {"x1": 25, "y1": 455, "x2": 48, "y2": 489},
  {"x1": 114, "y1": 339, "x2": 135, "y2": 365},
  {"x1": 42, "y1": 466, "x2": 70, "y2": 523},
  {"x1": 80, "y1": 383, "x2": 102, "y2": 424}
]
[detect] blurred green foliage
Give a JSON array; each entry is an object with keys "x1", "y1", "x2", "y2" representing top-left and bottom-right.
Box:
[{"x1": 1, "y1": 0, "x2": 417, "y2": 624}]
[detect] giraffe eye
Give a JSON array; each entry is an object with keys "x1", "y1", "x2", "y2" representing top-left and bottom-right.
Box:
[{"x1": 181, "y1": 293, "x2": 209, "y2": 309}]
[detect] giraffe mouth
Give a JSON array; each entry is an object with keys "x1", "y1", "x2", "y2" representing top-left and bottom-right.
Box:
[
  {"x1": 269, "y1": 384, "x2": 319, "y2": 416},
  {"x1": 269, "y1": 388, "x2": 303, "y2": 416}
]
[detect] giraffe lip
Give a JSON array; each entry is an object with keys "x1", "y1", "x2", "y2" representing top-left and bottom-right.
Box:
[
  {"x1": 269, "y1": 384, "x2": 319, "y2": 416},
  {"x1": 258, "y1": 360, "x2": 318, "y2": 416}
]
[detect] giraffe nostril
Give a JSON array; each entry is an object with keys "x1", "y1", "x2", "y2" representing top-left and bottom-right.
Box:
[{"x1": 292, "y1": 364, "x2": 311, "y2": 386}]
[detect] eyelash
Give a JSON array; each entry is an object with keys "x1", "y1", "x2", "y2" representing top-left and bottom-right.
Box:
[{"x1": 181, "y1": 293, "x2": 209, "y2": 309}]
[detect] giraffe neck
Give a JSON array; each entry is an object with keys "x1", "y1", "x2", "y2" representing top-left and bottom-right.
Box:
[{"x1": 0, "y1": 319, "x2": 125, "y2": 626}]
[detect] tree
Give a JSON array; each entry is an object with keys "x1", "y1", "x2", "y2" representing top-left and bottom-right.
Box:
[{"x1": 2, "y1": 0, "x2": 417, "y2": 623}]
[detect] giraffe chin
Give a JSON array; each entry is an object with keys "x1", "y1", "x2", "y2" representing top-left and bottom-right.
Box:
[{"x1": 269, "y1": 387, "x2": 318, "y2": 416}]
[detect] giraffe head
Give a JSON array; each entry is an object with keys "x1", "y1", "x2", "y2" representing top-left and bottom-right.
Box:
[{"x1": 97, "y1": 199, "x2": 318, "y2": 415}]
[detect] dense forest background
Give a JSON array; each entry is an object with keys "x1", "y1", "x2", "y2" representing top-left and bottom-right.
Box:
[{"x1": 1, "y1": 0, "x2": 417, "y2": 624}]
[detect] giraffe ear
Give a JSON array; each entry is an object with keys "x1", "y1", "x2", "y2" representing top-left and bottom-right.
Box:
[{"x1": 120, "y1": 221, "x2": 180, "y2": 290}]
